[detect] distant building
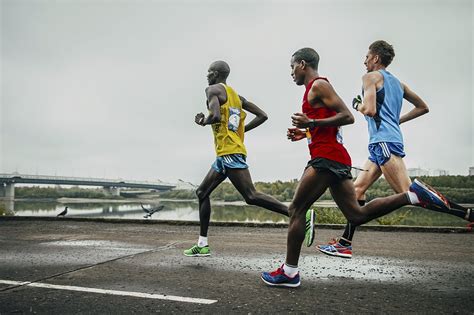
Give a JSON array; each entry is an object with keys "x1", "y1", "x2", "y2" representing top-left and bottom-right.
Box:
[
  {"x1": 469, "y1": 167, "x2": 474, "y2": 176},
  {"x1": 429, "y1": 169, "x2": 449, "y2": 176},
  {"x1": 408, "y1": 168, "x2": 449, "y2": 177},
  {"x1": 407, "y1": 168, "x2": 429, "y2": 177}
]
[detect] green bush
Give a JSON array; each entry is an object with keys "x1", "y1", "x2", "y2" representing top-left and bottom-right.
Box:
[
  {"x1": 313, "y1": 207, "x2": 347, "y2": 224},
  {"x1": 375, "y1": 209, "x2": 412, "y2": 225}
]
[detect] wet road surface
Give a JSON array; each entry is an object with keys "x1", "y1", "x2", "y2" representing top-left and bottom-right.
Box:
[{"x1": 0, "y1": 219, "x2": 473, "y2": 314}]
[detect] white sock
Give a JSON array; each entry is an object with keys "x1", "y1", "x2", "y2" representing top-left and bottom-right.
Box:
[
  {"x1": 407, "y1": 191, "x2": 420, "y2": 205},
  {"x1": 198, "y1": 236, "x2": 208, "y2": 247},
  {"x1": 283, "y1": 263, "x2": 298, "y2": 277}
]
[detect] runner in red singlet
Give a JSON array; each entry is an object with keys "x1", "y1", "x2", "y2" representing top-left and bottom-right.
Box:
[
  {"x1": 302, "y1": 76, "x2": 351, "y2": 166},
  {"x1": 260, "y1": 47, "x2": 454, "y2": 287}
]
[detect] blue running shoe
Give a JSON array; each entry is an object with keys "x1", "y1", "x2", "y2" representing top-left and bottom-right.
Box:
[
  {"x1": 409, "y1": 179, "x2": 450, "y2": 211},
  {"x1": 261, "y1": 265, "x2": 300, "y2": 288},
  {"x1": 317, "y1": 238, "x2": 352, "y2": 258}
]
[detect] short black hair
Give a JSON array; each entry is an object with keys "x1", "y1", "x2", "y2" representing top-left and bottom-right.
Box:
[
  {"x1": 369, "y1": 40, "x2": 395, "y2": 67},
  {"x1": 292, "y1": 48, "x2": 320, "y2": 70},
  {"x1": 210, "y1": 60, "x2": 230, "y2": 79}
]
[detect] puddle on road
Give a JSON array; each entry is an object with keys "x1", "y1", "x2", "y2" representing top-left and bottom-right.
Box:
[
  {"x1": 41, "y1": 240, "x2": 153, "y2": 252},
  {"x1": 166, "y1": 253, "x2": 471, "y2": 284},
  {"x1": 1, "y1": 240, "x2": 154, "y2": 268},
  {"x1": 297, "y1": 255, "x2": 426, "y2": 281},
  {"x1": 23, "y1": 240, "x2": 473, "y2": 286},
  {"x1": 179, "y1": 255, "x2": 421, "y2": 281}
]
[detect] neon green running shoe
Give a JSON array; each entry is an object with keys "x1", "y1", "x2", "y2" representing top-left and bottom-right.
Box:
[
  {"x1": 183, "y1": 244, "x2": 211, "y2": 257},
  {"x1": 304, "y1": 209, "x2": 315, "y2": 247}
]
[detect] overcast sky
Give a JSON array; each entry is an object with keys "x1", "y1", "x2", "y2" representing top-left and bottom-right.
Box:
[{"x1": 1, "y1": 0, "x2": 472, "y2": 184}]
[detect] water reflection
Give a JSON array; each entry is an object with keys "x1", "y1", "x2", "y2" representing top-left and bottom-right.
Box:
[
  {"x1": 2, "y1": 200, "x2": 287, "y2": 223},
  {"x1": 0, "y1": 199, "x2": 468, "y2": 226}
]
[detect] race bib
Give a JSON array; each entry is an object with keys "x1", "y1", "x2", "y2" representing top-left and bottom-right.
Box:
[
  {"x1": 228, "y1": 107, "x2": 240, "y2": 132},
  {"x1": 336, "y1": 127, "x2": 344, "y2": 144}
]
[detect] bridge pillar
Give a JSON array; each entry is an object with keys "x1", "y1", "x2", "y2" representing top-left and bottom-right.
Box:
[
  {"x1": 103, "y1": 186, "x2": 121, "y2": 197},
  {"x1": 0, "y1": 183, "x2": 15, "y2": 199},
  {"x1": 1, "y1": 198, "x2": 14, "y2": 214}
]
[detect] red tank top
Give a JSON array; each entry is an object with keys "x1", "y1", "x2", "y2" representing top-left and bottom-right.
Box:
[{"x1": 303, "y1": 77, "x2": 352, "y2": 166}]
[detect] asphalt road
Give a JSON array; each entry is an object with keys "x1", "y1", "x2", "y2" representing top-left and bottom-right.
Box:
[{"x1": 0, "y1": 219, "x2": 473, "y2": 314}]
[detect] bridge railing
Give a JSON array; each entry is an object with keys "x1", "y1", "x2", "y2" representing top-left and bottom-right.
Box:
[{"x1": 0, "y1": 173, "x2": 174, "y2": 187}]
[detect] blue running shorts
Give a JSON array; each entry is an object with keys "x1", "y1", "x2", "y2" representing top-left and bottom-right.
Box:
[
  {"x1": 212, "y1": 154, "x2": 248, "y2": 175},
  {"x1": 368, "y1": 142, "x2": 406, "y2": 166}
]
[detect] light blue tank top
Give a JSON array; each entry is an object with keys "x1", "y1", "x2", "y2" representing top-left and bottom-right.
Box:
[{"x1": 365, "y1": 69, "x2": 404, "y2": 144}]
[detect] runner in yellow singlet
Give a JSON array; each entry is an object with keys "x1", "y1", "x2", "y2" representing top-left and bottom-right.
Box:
[{"x1": 184, "y1": 60, "x2": 315, "y2": 257}]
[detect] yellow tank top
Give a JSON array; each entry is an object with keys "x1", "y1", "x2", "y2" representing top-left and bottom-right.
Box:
[{"x1": 211, "y1": 84, "x2": 247, "y2": 156}]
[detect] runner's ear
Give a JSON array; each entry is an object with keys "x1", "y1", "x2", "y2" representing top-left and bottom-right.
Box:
[{"x1": 373, "y1": 55, "x2": 380, "y2": 65}]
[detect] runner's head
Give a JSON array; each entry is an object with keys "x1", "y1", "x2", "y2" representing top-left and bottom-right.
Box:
[
  {"x1": 291, "y1": 48, "x2": 319, "y2": 86},
  {"x1": 365, "y1": 40, "x2": 395, "y2": 72},
  {"x1": 207, "y1": 61, "x2": 230, "y2": 85}
]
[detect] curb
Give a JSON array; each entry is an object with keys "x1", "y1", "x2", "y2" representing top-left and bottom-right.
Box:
[{"x1": 0, "y1": 216, "x2": 471, "y2": 233}]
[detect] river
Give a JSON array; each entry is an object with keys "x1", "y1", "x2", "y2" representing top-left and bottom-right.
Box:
[{"x1": 2, "y1": 199, "x2": 469, "y2": 227}]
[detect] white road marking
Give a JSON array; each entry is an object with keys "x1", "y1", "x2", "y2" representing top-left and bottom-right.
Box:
[{"x1": 0, "y1": 280, "x2": 217, "y2": 305}]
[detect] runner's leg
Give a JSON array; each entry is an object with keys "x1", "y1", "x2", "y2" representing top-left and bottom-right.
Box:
[
  {"x1": 286, "y1": 167, "x2": 333, "y2": 266},
  {"x1": 196, "y1": 168, "x2": 226, "y2": 237},
  {"x1": 227, "y1": 168, "x2": 289, "y2": 216},
  {"x1": 330, "y1": 179, "x2": 409, "y2": 226},
  {"x1": 341, "y1": 160, "x2": 382, "y2": 243},
  {"x1": 354, "y1": 159, "x2": 383, "y2": 200},
  {"x1": 380, "y1": 155, "x2": 411, "y2": 193}
]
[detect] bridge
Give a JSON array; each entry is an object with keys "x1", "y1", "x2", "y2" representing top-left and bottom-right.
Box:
[{"x1": 0, "y1": 173, "x2": 176, "y2": 199}]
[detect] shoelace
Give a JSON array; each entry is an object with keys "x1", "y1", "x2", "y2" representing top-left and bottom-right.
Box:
[
  {"x1": 269, "y1": 267, "x2": 285, "y2": 277},
  {"x1": 327, "y1": 238, "x2": 338, "y2": 245}
]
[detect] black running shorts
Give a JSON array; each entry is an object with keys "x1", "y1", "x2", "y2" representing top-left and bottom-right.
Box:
[{"x1": 306, "y1": 157, "x2": 353, "y2": 180}]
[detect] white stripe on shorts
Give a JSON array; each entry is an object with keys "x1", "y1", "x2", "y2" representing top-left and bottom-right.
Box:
[{"x1": 380, "y1": 142, "x2": 391, "y2": 158}]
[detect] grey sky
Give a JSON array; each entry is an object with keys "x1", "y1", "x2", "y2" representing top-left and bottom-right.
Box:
[{"x1": 1, "y1": 0, "x2": 472, "y2": 184}]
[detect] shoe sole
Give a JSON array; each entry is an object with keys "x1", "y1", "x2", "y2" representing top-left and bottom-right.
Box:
[
  {"x1": 183, "y1": 253, "x2": 211, "y2": 257},
  {"x1": 260, "y1": 276, "x2": 300, "y2": 288},
  {"x1": 305, "y1": 209, "x2": 315, "y2": 247},
  {"x1": 317, "y1": 246, "x2": 352, "y2": 259}
]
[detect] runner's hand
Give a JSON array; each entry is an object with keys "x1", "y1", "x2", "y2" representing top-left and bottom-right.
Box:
[
  {"x1": 291, "y1": 113, "x2": 311, "y2": 128},
  {"x1": 352, "y1": 95, "x2": 362, "y2": 111},
  {"x1": 195, "y1": 113, "x2": 205, "y2": 126},
  {"x1": 287, "y1": 128, "x2": 306, "y2": 141}
]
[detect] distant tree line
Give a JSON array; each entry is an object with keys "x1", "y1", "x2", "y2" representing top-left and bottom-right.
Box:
[
  {"x1": 159, "y1": 175, "x2": 474, "y2": 203},
  {"x1": 15, "y1": 186, "x2": 112, "y2": 199}
]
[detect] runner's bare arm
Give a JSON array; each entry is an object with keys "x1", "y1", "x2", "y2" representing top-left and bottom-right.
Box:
[
  {"x1": 196, "y1": 85, "x2": 222, "y2": 126},
  {"x1": 357, "y1": 72, "x2": 379, "y2": 117},
  {"x1": 399, "y1": 83, "x2": 429, "y2": 124},
  {"x1": 291, "y1": 80, "x2": 354, "y2": 128},
  {"x1": 240, "y1": 96, "x2": 268, "y2": 132}
]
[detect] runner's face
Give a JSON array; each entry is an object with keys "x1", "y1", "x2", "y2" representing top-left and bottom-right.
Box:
[
  {"x1": 364, "y1": 51, "x2": 377, "y2": 72},
  {"x1": 207, "y1": 67, "x2": 218, "y2": 85},
  {"x1": 290, "y1": 57, "x2": 305, "y2": 86}
]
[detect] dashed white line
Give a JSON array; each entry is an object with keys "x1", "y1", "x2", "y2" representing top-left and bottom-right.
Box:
[{"x1": 0, "y1": 280, "x2": 217, "y2": 305}]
